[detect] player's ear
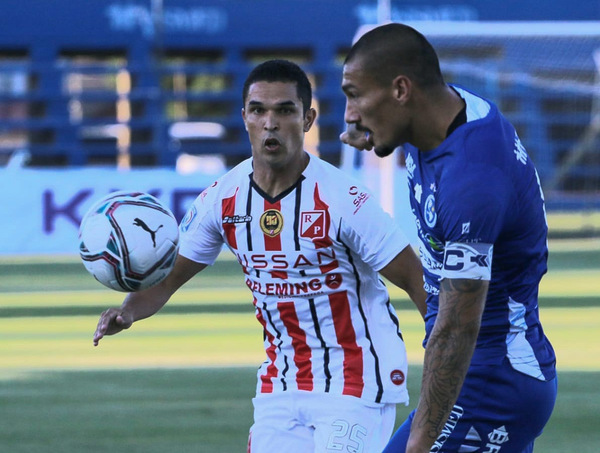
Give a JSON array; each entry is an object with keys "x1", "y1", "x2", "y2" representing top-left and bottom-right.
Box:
[
  {"x1": 241, "y1": 108, "x2": 248, "y2": 131},
  {"x1": 303, "y1": 107, "x2": 317, "y2": 132},
  {"x1": 392, "y1": 75, "x2": 412, "y2": 105}
]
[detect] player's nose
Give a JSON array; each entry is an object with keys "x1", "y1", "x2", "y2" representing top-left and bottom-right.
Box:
[
  {"x1": 343, "y1": 100, "x2": 360, "y2": 124},
  {"x1": 263, "y1": 111, "x2": 279, "y2": 130}
]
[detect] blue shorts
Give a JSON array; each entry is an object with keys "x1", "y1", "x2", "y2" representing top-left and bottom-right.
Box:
[{"x1": 383, "y1": 358, "x2": 557, "y2": 452}]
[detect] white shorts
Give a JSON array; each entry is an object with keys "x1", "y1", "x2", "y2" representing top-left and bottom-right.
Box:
[{"x1": 248, "y1": 391, "x2": 396, "y2": 453}]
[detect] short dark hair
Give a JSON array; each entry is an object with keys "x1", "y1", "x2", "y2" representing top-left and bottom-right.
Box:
[
  {"x1": 345, "y1": 23, "x2": 444, "y2": 88},
  {"x1": 242, "y1": 59, "x2": 312, "y2": 113}
]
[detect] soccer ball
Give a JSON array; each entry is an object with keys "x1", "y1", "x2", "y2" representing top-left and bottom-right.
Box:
[{"x1": 79, "y1": 191, "x2": 179, "y2": 292}]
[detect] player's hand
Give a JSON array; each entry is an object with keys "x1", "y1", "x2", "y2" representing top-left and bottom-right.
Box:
[
  {"x1": 340, "y1": 123, "x2": 374, "y2": 151},
  {"x1": 93, "y1": 308, "x2": 134, "y2": 346}
]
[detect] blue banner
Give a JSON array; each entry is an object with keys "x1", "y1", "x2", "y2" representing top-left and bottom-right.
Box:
[{"x1": 0, "y1": 168, "x2": 223, "y2": 255}]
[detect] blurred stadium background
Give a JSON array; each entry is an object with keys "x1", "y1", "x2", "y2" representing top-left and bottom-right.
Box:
[{"x1": 0, "y1": 0, "x2": 599, "y2": 451}]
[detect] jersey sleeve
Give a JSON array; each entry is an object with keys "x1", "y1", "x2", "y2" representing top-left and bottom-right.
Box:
[
  {"x1": 438, "y1": 164, "x2": 511, "y2": 280},
  {"x1": 178, "y1": 183, "x2": 224, "y2": 265},
  {"x1": 338, "y1": 184, "x2": 410, "y2": 272}
]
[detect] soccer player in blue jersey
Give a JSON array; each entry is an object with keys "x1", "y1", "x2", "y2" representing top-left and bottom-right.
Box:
[{"x1": 340, "y1": 23, "x2": 557, "y2": 452}]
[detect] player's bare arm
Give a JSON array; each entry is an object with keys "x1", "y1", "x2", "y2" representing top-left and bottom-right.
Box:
[
  {"x1": 93, "y1": 255, "x2": 207, "y2": 346},
  {"x1": 379, "y1": 246, "x2": 427, "y2": 319},
  {"x1": 406, "y1": 278, "x2": 488, "y2": 452}
]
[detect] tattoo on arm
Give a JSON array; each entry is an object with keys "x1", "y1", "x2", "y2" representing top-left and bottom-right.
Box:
[{"x1": 411, "y1": 278, "x2": 488, "y2": 446}]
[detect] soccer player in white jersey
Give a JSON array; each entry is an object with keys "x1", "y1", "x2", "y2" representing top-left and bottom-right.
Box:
[
  {"x1": 341, "y1": 24, "x2": 557, "y2": 452},
  {"x1": 93, "y1": 59, "x2": 427, "y2": 453}
]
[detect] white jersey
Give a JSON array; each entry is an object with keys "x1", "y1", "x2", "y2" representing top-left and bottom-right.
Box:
[{"x1": 179, "y1": 154, "x2": 410, "y2": 404}]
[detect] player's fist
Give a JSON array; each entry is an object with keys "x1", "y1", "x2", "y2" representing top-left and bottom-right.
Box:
[
  {"x1": 340, "y1": 123, "x2": 374, "y2": 151},
  {"x1": 93, "y1": 308, "x2": 133, "y2": 346}
]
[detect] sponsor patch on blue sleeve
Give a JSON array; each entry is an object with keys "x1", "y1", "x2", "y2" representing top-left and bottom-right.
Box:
[{"x1": 441, "y1": 241, "x2": 493, "y2": 280}]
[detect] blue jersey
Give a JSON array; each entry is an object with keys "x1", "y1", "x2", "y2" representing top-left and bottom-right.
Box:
[{"x1": 404, "y1": 86, "x2": 556, "y2": 381}]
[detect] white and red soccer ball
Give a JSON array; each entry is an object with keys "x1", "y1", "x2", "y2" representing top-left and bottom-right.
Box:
[{"x1": 79, "y1": 191, "x2": 179, "y2": 292}]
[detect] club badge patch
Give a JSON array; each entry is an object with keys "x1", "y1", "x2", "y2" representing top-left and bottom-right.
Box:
[
  {"x1": 424, "y1": 194, "x2": 437, "y2": 228},
  {"x1": 300, "y1": 210, "x2": 326, "y2": 239},
  {"x1": 260, "y1": 209, "x2": 284, "y2": 237}
]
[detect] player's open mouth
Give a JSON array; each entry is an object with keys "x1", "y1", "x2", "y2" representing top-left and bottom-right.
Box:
[
  {"x1": 355, "y1": 124, "x2": 374, "y2": 145},
  {"x1": 264, "y1": 137, "x2": 281, "y2": 151}
]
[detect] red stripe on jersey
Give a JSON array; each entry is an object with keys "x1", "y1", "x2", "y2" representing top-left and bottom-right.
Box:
[
  {"x1": 270, "y1": 270, "x2": 288, "y2": 279},
  {"x1": 278, "y1": 301, "x2": 314, "y2": 391},
  {"x1": 222, "y1": 188, "x2": 239, "y2": 249},
  {"x1": 263, "y1": 199, "x2": 282, "y2": 251},
  {"x1": 329, "y1": 291, "x2": 364, "y2": 397},
  {"x1": 320, "y1": 259, "x2": 339, "y2": 274},
  {"x1": 255, "y1": 304, "x2": 278, "y2": 393},
  {"x1": 313, "y1": 183, "x2": 333, "y2": 249},
  {"x1": 236, "y1": 252, "x2": 250, "y2": 275}
]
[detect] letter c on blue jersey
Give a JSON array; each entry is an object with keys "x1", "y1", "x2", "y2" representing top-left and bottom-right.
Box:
[{"x1": 444, "y1": 249, "x2": 465, "y2": 271}]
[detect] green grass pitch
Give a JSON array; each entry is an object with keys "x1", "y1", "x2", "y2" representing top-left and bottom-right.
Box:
[{"x1": 0, "y1": 245, "x2": 598, "y2": 452}]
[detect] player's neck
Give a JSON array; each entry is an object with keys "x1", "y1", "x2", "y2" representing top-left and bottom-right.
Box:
[
  {"x1": 252, "y1": 152, "x2": 309, "y2": 198},
  {"x1": 413, "y1": 85, "x2": 465, "y2": 151}
]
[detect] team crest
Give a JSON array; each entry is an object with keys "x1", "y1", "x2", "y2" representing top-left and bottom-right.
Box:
[
  {"x1": 300, "y1": 211, "x2": 326, "y2": 239},
  {"x1": 424, "y1": 194, "x2": 437, "y2": 228},
  {"x1": 260, "y1": 209, "x2": 284, "y2": 237}
]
